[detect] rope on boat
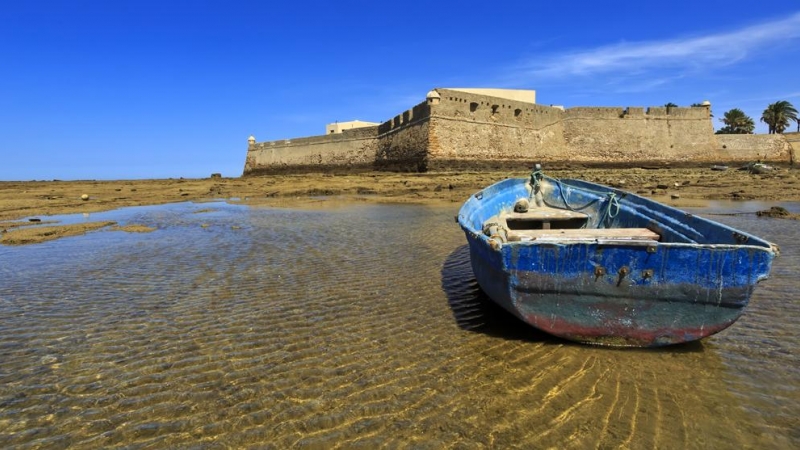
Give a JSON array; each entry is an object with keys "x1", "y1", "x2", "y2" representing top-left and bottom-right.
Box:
[
  {"x1": 530, "y1": 166, "x2": 620, "y2": 225},
  {"x1": 546, "y1": 177, "x2": 597, "y2": 212},
  {"x1": 605, "y1": 192, "x2": 620, "y2": 219},
  {"x1": 529, "y1": 167, "x2": 543, "y2": 204},
  {"x1": 530, "y1": 167, "x2": 543, "y2": 189},
  {"x1": 559, "y1": 179, "x2": 577, "y2": 211}
]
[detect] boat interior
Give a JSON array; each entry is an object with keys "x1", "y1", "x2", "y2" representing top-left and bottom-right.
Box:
[
  {"x1": 484, "y1": 206, "x2": 661, "y2": 243},
  {"x1": 463, "y1": 173, "x2": 776, "y2": 249}
]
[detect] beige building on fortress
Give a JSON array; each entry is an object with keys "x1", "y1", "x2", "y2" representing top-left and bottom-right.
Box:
[
  {"x1": 243, "y1": 88, "x2": 792, "y2": 175},
  {"x1": 325, "y1": 120, "x2": 380, "y2": 135}
]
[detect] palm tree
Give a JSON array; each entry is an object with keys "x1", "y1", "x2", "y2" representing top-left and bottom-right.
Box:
[
  {"x1": 761, "y1": 101, "x2": 798, "y2": 134},
  {"x1": 717, "y1": 108, "x2": 755, "y2": 134},
  {"x1": 664, "y1": 102, "x2": 678, "y2": 111}
]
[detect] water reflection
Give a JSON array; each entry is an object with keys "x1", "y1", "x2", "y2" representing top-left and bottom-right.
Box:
[{"x1": 0, "y1": 200, "x2": 796, "y2": 448}]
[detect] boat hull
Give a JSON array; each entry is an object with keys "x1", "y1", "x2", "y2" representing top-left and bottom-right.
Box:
[
  {"x1": 459, "y1": 176, "x2": 777, "y2": 347},
  {"x1": 466, "y1": 235, "x2": 767, "y2": 346}
]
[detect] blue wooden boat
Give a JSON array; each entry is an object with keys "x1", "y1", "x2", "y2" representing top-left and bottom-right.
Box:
[{"x1": 457, "y1": 166, "x2": 779, "y2": 347}]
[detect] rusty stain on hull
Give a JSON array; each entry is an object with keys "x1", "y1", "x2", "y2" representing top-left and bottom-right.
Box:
[{"x1": 522, "y1": 311, "x2": 735, "y2": 347}]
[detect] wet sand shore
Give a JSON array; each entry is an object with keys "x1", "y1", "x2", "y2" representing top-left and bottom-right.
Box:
[{"x1": 2, "y1": 167, "x2": 799, "y2": 244}]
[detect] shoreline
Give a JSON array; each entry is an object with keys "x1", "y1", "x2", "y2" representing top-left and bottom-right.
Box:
[{"x1": 2, "y1": 167, "x2": 799, "y2": 244}]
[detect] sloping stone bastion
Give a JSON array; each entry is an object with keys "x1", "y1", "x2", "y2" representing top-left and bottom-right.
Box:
[{"x1": 243, "y1": 88, "x2": 792, "y2": 175}]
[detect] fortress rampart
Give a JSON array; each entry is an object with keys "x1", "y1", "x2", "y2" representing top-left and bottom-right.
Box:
[
  {"x1": 375, "y1": 102, "x2": 432, "y2": 172},
  {"x1": 716, "y1": 134, "x2": 792, "y2": 162},
  {"x1": 561, "y1": 105, "x2": 720, "y2": 163},
  {"x1": 422, "y1": 89, "x2": 567, "y2": 171},
  {"x1": 244, "y1": 125, "x2": 379, "y2": 175},
  {"x1": 243, "y1": 88, "x2": 791, "y2": 175}
]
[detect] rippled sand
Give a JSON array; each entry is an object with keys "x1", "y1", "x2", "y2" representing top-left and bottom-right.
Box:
[{"x1": 0, "y1": 201, "x2": 797, "y2": 448}]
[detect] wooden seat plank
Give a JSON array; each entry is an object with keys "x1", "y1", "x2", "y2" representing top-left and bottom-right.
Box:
[{"x1": 507, "y1": 228, "x2": 660, "y2": 242}]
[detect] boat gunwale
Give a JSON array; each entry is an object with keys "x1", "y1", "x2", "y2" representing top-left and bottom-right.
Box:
[{"x1": 458, "y1": 176, "x2": 779, "y2": 255}]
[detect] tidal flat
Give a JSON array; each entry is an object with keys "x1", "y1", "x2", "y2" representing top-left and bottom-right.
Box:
[
  {"x1": 2, "y1": 167, "x2": 800, "y2": 220},
  {"x1": 0, "y1": 199, "x2": 797, "y2": 448}
]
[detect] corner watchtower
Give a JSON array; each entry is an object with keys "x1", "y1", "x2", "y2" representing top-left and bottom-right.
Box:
[{"x1": 426, "y1": 89, "x2": 441, "y2": 106}]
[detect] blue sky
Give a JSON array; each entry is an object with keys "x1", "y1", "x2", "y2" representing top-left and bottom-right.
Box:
[{"x1": 2, "y1": 1, "x2": 800, "y2": 180}]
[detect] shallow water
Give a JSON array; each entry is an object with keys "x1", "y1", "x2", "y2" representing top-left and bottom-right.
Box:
[{"x1": 0, "y1": 200, "x2": 797, "y2": 448}]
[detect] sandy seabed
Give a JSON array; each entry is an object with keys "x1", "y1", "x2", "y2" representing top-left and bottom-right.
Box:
[
  {"x1": 1, "y1": 167, "x2": 799, "y2": 244},
  {"x1": 1, "y1": 169, "x2": 799, "y2": 447}
]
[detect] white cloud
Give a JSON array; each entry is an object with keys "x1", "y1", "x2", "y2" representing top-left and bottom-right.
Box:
[
  {"x1": 511, "y1": 12, "x2": 800, "y2": 80},
  {"x1": 734, "y1": 91, "x2": 800, "y2": 104}
]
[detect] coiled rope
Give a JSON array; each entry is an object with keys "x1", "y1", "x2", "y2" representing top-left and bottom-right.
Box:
[
  {"x1": 604, "y1": 192, "x2": 620, "y2": 220},
  {"x1": 530, "y1": 166, "x2": 621, "y2": 224}
]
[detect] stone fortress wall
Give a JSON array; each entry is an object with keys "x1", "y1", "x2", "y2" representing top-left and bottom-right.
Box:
[
  {"x1": 244, "y1": 125, "x2": 379, "y2": 176},
  {"x1": 560, "y1": 106, "x2": 720, "y2": 164},
  {"x1": 423, "y1": 89, "x2": 567, "y2": 171},
  {"x1": 786, "y1": 132, "x2": 800, "y2": 164},
  {"x1": 716, "y1": 134, "x2": 792, "y2": 163},
  {"x1": 243, "y1": 88, "x2": 791, "y2": 175}
]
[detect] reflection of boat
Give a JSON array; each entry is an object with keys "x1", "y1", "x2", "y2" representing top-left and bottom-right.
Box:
[{"x1": 457, "y1": 165, "x2": 779, "y2": 347}]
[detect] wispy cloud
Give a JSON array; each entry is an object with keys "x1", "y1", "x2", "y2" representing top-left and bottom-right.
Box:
[
  {"x1": 508, "y1": 12, "x2": 800, "y2": 82},
  {"x1": 733, "y1": 91, "x2": 800, "y2": 104},
  {"x1": 606, "y1": 76, "x2": 679, "y2": 94}
]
